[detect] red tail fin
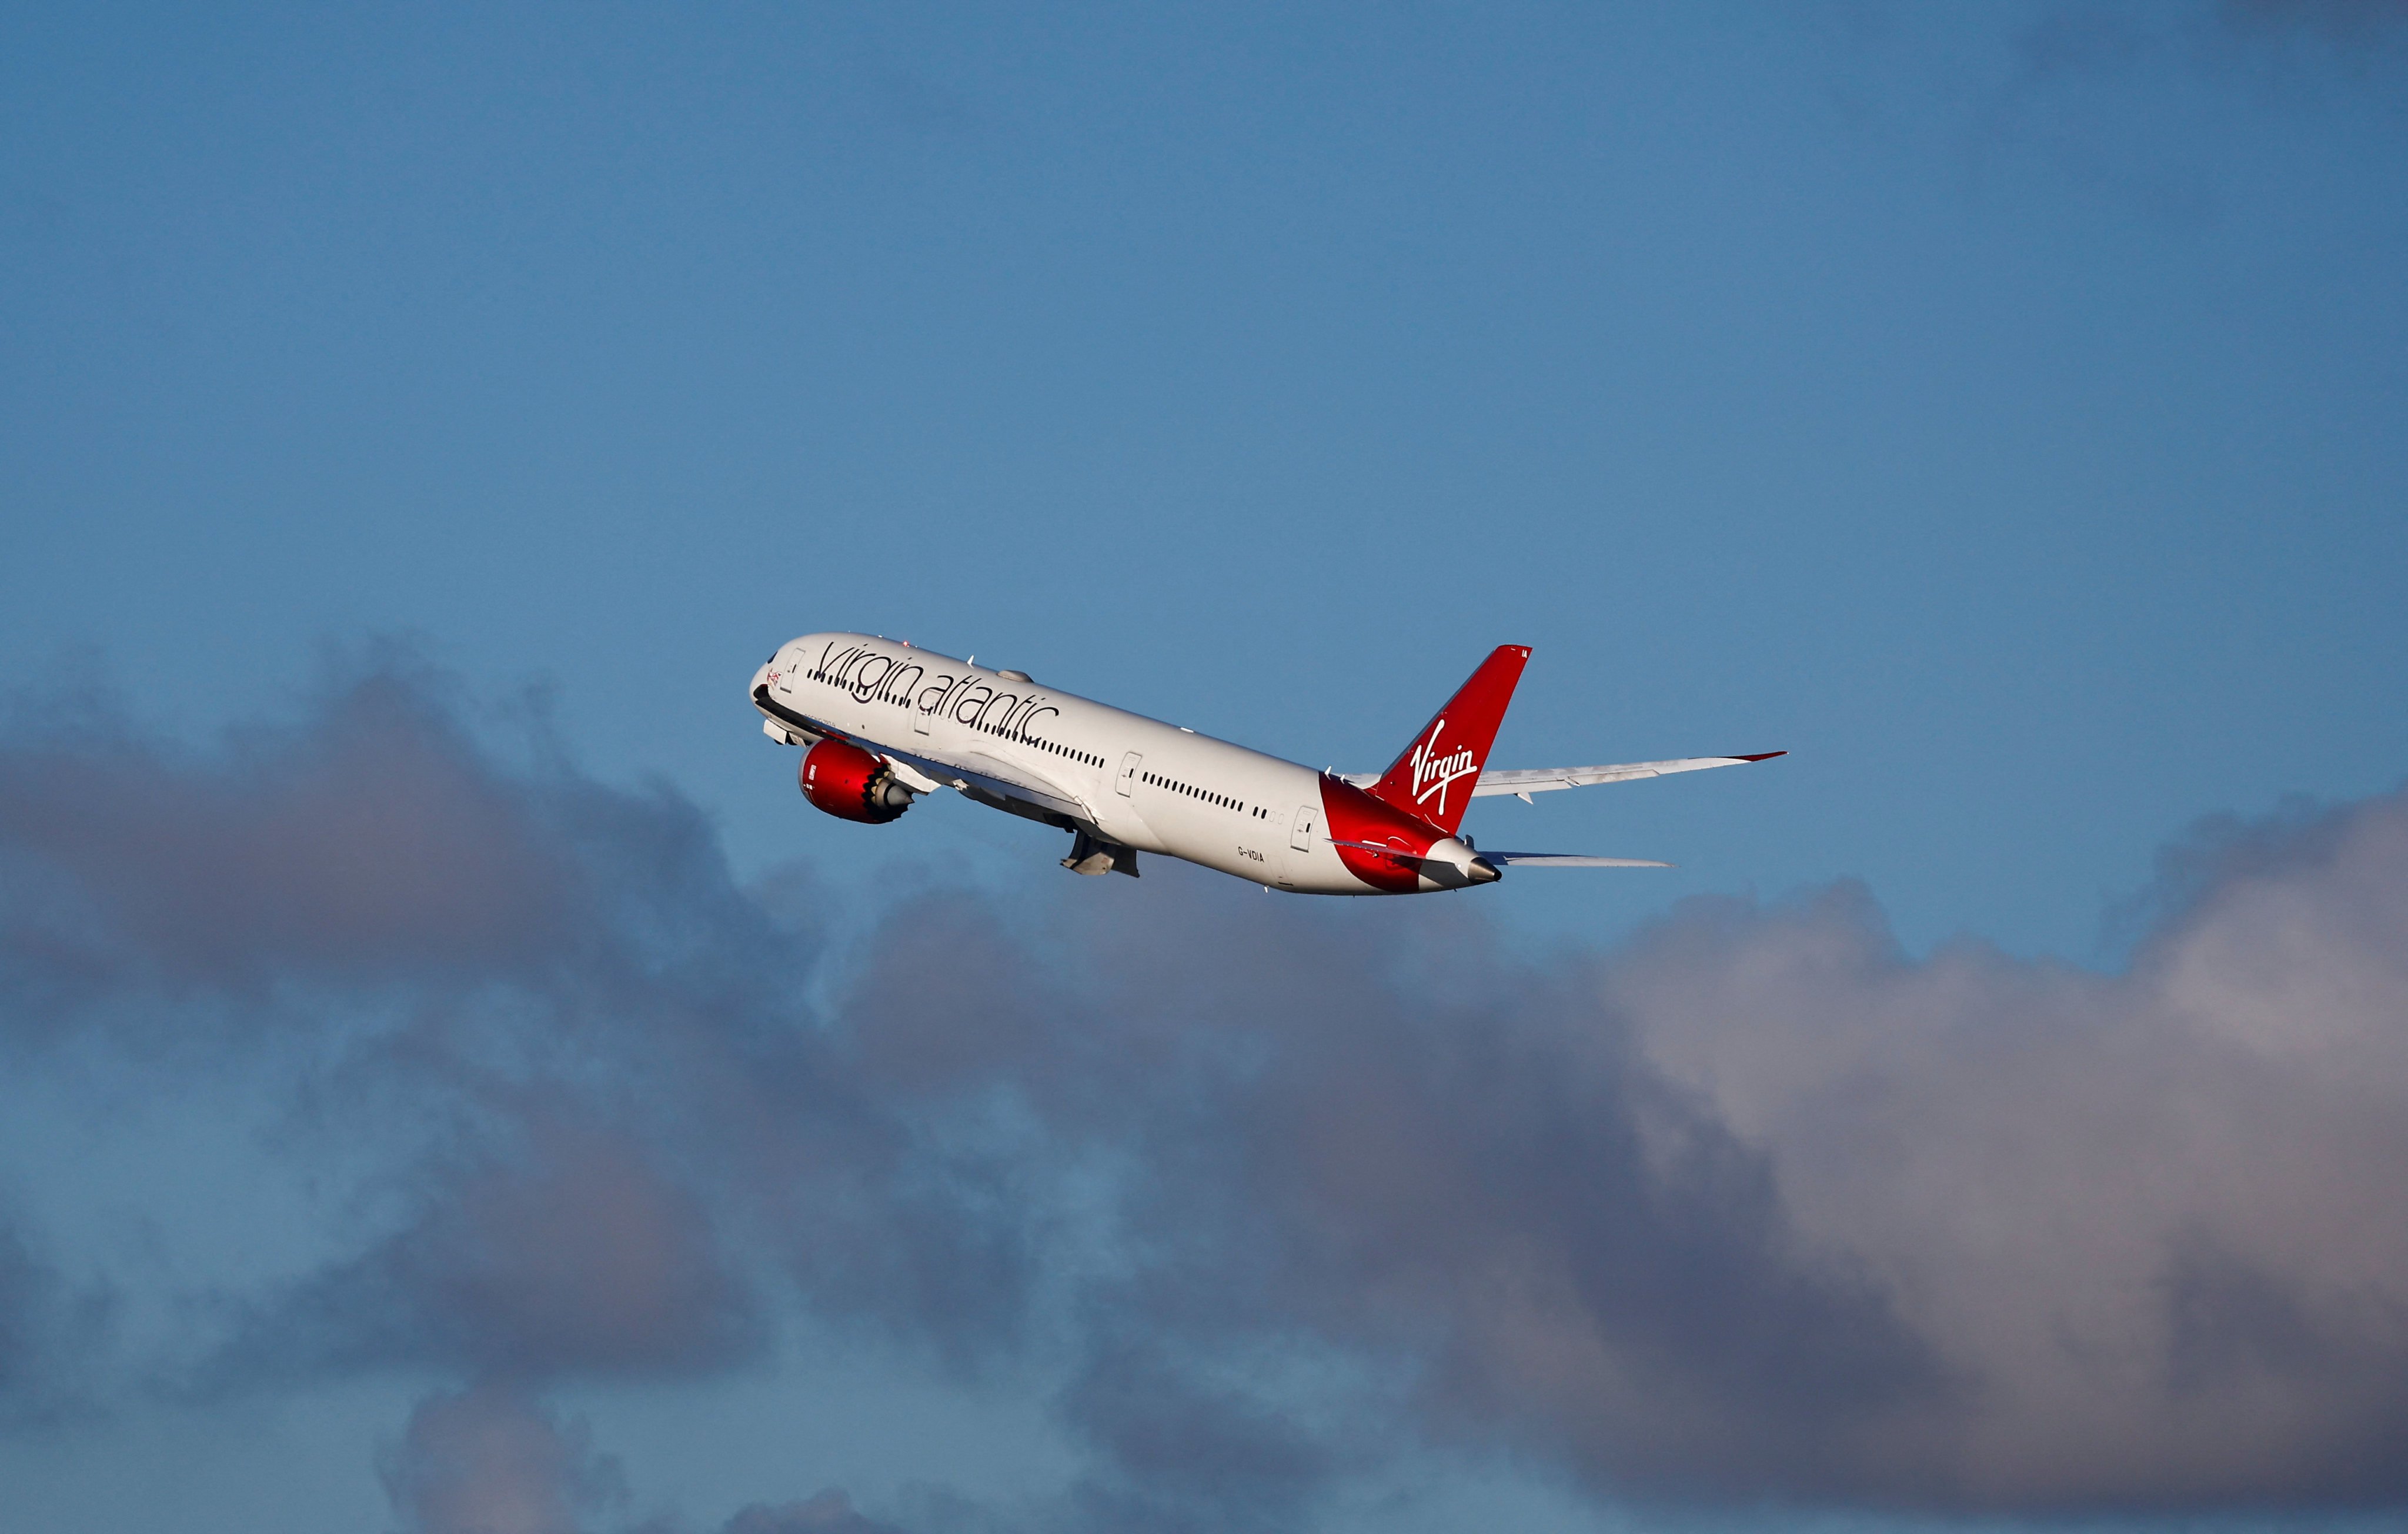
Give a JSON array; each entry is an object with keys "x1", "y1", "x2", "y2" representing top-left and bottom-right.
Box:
[{"x1": 1365, "y1": 645, "x2": 1530, "y2": 835}]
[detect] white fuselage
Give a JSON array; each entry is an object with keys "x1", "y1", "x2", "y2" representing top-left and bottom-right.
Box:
[{"x1": 751, "y1": 632, "x2": 1433, "y2": 893}]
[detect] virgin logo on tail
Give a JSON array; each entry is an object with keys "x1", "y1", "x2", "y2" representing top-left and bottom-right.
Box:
[
  {"x1": 1365, "y1": 645, "x2": 1530, "y2": 837},
  {"x1": 1407, "y1": 721, "x2": 1481, "y2": 819}
]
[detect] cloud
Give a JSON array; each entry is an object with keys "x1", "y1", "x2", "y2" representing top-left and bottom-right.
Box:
[
  {"x1": 5, "y1": 652, "x2": 2407, "y2": 1521},
  {"x1": 1604, "y1": 792, "x2": 2408, "y2": 1508},
  {"x1": 217, "y1": 1113, "x2": 764, "y2": 1384},
  {"x1": 1050, "y1": 1332, "x2": 1348, "y2": 1533},
  {"x1": 720, "y1": 1491, "x2": 909, "y2": 1534},
  {"x1": 977, "y1": 893, "x2": 1951, "y2": 1509},
  {"x1": 0, "y1": 653, "x2": 1041, "y2": 1436},
  {"x1": 378, "y1": 1387, "x2": 908, "y2": 1534},
  {"x1": 815, "y1": 783, "x2": 2408, "y2": 1513},
  {"x1": 381, "y1": 1382, "x2": 627, "y2": 1534},
  {"x1": 0, "y1": 1209, "x2": 112, "y2": 1428},
  {"x1": 0, "y1": 663, "x2": 576, "y2": 1006}
]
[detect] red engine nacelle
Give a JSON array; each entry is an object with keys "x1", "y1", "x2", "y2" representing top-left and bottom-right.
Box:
[{"x1": 800, "y1": 739, "x2": 914, "y2": 824}]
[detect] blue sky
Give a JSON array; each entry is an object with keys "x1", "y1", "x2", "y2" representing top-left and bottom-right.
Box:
[{"x1": 3, "y1": 5, "x2": 2406, "y2": 1533}]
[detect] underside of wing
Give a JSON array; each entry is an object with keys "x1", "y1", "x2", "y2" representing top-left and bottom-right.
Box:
[
  {"x1": 908, "y1": 748, "x2": 1091, "y2": 824},
  {"x1": 1472, "y1": 751, "x2": 1784, "y2": 799}
]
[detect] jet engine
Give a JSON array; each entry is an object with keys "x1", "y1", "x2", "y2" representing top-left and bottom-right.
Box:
[{"x1": 800, "y1": 739, "x2": 915, "y2": 824}]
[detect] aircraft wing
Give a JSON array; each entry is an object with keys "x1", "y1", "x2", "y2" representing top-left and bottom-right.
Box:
[
  {"x1": 1472, "y1": 751, "x2": 1785, "y2": 801},
  {"x1": 871, "y1": 743, "x2": 1093, "y2": 825},
  {"x1": 947, "y1": 751, "x2": 1091, "y2": 821}
]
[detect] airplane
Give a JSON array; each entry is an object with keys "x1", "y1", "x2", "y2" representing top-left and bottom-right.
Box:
[{"x1": 750, "y1": 634, "x2": 1782, "y2": 896}]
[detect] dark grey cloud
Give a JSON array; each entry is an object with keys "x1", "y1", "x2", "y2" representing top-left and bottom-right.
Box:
[
  {"x1": 218, "y1": 1112, "x2": 764, "y2": 1383},
  {"x1": 5, "y1": 653, "x2": 2407, "y2": 1523},
  {"x1": 0, "y1": 659, "x2": 946, "y2": 1420},
  {"x1": 1050, "y1": 1333, "x2": 1347, "y2": 1534},
  {"x1": 0, "y1": 665, "x2": 575, "y2": 1004},
  {"x1": 952, "y1": 895, "x2": 1951, "y2": 1510},
  {"x1": 0, "y1": 1209, "x2": 111, "y2": 1429}
]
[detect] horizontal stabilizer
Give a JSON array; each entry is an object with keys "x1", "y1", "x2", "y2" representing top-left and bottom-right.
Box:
[
  {"x1": 1484, "y1": 851, "x2": 1673, "y2": 868},
  {"x1": 1327, "y1": 838, "x2": 1428, "y2": 858},
  {"x1": 1325, "y1": 837, "x2": 1669, "y2": 869},
  {"x1": 1473, "y1": 751, "x2": 1784, "y2": 800}
]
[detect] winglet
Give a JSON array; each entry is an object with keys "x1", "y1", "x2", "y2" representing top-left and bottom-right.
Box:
[{"x1": 1735, "y1": 751, "x2": 1786, "y2": 762}]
